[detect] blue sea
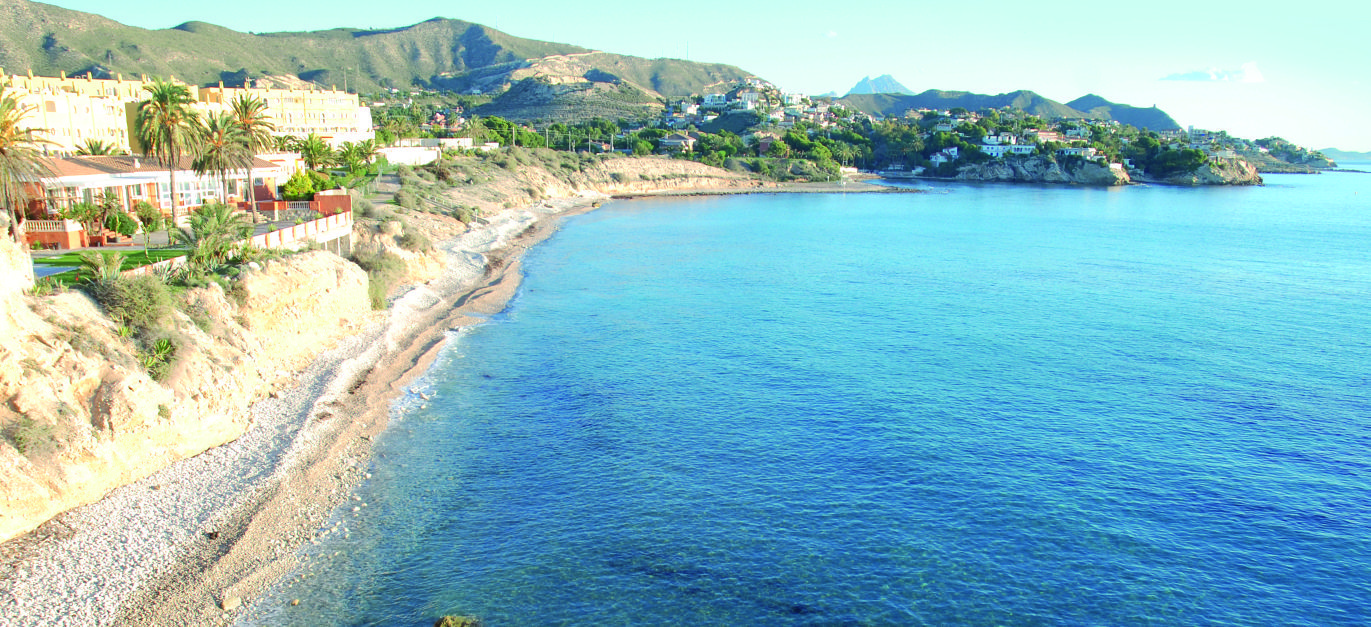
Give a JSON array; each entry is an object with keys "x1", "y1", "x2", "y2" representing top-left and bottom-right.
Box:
[{"x1": 248, "y1": 171, "x2": 1371, "y2": 626}]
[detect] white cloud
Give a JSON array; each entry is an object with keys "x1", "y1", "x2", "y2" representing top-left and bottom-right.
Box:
[
  {"x1": 1161, "y1": 62, "x2": 1265, "y2": 83},
  {"x1": 826, "y1": 31, "x2": 838, "y2": 38}
]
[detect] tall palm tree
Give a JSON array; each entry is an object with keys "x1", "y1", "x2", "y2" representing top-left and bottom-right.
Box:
[
  {"x1": 135, "y1": 78, "x2": 202, "y2": 227},
  {"x1": 192, "y1": 112, "x2": 250, "y2": 205},
  {"x1": 0, "y1": 85, "x2": 54, "y2": 243},
  {"x1": 297, "y1": 133, "x2": 333, "y2": 171},
  {"x1": 228, "y1": 93, "x2": 276, "y2": 222}
]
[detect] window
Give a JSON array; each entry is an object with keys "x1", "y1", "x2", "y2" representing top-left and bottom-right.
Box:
[{"x1": 45, "y1": 101, "x2": 57, "y2": 113}]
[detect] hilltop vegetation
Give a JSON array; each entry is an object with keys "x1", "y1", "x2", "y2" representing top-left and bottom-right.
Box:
[{"x1": 0, "y1": 0, "x2": 750, "y2": 98}]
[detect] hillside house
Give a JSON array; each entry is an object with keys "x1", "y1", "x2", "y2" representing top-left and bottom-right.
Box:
[{"x1": 658, "y1": 133, "x2": 697, "y2": 152}]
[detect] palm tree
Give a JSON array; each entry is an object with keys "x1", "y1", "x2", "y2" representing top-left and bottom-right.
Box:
[
  {"x1": 135, "y1": 78, "x2": 202, "y2": 227},
  {"x1": 272, "y1": 135, "x2": 296, "y2": 152},
  {"x1": 336, "y1": 141, "x2": 363, "y2": 174},
  {"x1": 171, "y1": 202, "x2": 253, "y2": 270},
  {"x1": 0, "y1": 85, "x2": 55, "y2": 243},
  {"x1": 228, "y1": 93, "x2": 276, "y2": 222},
  {"x1": 297, "y1": 133, "x2": 333, "y2": 171},
  {"x1": 75, "y1": 138, "x2": 125, "y2": 156},
  {"x1": 356, "y1": 139, "x2": 378, "y2": 166},
  {"x1": 192, "y1": 112, "x2": 249, "y2": 207}
]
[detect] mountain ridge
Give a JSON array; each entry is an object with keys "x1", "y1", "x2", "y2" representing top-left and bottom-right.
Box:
[
  {"x1": 0, "y1": 0, "x2": 751, "y2": 98},
  {"x1": 846, "y1": 74, "x2": 914, "y2": 96},
  {"x1": 837, "y1": 89, "x2": 1180, "y2": 130}
]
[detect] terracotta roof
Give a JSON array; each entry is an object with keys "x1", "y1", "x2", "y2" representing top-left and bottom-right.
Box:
[
  {"x1": 44, "y1": 158, "x2": 108, "y2": 178},
  {"x1": 48, "y1": 155, "x2": 282, "y2": 177}
]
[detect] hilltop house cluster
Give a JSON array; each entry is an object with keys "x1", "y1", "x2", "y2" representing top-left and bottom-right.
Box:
[
  {"x1": 5, "y1": 70, "x2": 373, "y2": 246},
  {"x1": 659, "y1": 78, "x2": 842, "y2": 136}
]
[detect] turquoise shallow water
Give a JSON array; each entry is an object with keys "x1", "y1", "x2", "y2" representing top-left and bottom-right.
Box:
[{"x1": 250, "y1": 172, "x2": 1371, "y2": 626}]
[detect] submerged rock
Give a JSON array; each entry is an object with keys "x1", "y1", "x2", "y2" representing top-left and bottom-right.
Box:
[{"x1": 434, "y1": 616, "x2": 482, "y2": 627}]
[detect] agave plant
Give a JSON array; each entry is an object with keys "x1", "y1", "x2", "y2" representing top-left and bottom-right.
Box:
[{"x1": 77, "y1": 250, "x2": 127, "y2": 284}]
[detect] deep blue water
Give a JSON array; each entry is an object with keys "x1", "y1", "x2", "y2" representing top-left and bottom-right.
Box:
[{"x1": 249, "y1": 172, "x2": 1371, "y2": 626}]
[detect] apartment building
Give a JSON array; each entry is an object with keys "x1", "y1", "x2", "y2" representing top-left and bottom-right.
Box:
[{"x1": 2, "y1": 71, "x2": 373, "y2": 156}]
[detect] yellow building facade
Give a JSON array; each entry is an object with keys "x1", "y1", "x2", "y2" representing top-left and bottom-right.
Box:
[{"x1": 1, "y1": 71, "x2": 373, "y2": 156}]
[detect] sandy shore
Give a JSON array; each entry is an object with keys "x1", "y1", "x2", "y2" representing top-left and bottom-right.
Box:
[
  {"x1": 0, "y1": 178, "x2": 899, "y2": 626},
  {"x1": 0, "y1": 197, "x2": 597, "y2": 627}
]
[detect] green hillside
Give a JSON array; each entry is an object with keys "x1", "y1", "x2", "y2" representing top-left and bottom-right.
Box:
[
  {"x1": 1067, "y1": 95, "x2": 1180, "y2": 131},
  {"x1": 0, "y1": 0, "x2": 749, "y2": 97}
]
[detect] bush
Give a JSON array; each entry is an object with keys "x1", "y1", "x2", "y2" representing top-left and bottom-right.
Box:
[
  {"x1": 393, "y1": 189, "x2": 419, "y2": 210},
  {"x1": 105, "y1": 212, "x2": 139, "y2": 237},
  {"x1": 350, "y1": 247, "x2": 407, "y2": 310},
  {"x1": 86, "y1": 274, "x2": 174, "y2": 334},
  {"x1": 450, "y1": 206, "x2": 478, "y2": 224},
  {"x1": 396, "y1": 224, "x2": 432, "y2": 252},
  {"x1": 4, "y1": 418, "x2": 55, "y2": 456},
  {"x1": 282, "y1": 170, "x2": 316, "y2": 201}
]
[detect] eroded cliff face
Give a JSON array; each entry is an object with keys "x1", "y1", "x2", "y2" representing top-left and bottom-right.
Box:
[
  {"x1": 1160, "y1": 158, "x2": 1263, "y2": 186},
  {"x1": 953, "y1": 156, "x2": 1131, "y2": 186},
  {"x1": 0, "y1": 241, "x2": 373, "y2": 542}
]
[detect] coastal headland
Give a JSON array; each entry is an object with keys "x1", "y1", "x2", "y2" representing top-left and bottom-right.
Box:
[{"x1": 0, "y1": 155, "x2": 906, "y2": 626}]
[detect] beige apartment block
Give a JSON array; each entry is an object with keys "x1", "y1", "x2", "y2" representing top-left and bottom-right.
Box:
[
  {"x1": 2, "y1": 71, "x2": 374, "y2": 156},
  {"x1": 1, "y1": 70, "x2": 152, "y2": 155},
  {"x1": 198, "y1": 83, "x2": 374, "y2": 147}
]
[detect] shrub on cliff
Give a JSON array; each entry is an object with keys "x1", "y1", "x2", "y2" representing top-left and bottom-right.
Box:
[
  {"x1": 396, "y1": 224, "x2": 432, "y2": 252},
  {"x1": 86, "y1": 274, "x2": 174, "y2": 335},
  {"x1": 350, "y1": 246, "x2": 407, "y2": 310}
]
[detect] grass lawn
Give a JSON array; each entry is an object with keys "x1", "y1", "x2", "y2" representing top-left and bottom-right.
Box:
[{"x1": 32, "y1": 248, "x2": 189, "y2": 268}]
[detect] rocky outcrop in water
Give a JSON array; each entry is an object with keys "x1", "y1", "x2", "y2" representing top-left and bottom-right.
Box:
[
  {"x1": 952, "y1": 156, "x2": 1131, "y2": 186},
  {"x1": 1154, "y1": 158, "x2": 1263, "y2": 186}
]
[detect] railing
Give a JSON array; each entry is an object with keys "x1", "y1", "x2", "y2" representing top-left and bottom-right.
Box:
[
  {"x1": 122, "y1": 211, "x2": 353, "y2": 277},
  {"x1": 25, "y1": 219, "x2": 82, "y2": 233},
  {"x1": 286, "y1": 201, "x2": 313, "y2": 210}
]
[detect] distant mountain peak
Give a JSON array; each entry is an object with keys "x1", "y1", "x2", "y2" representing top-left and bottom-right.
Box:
[{"x1": 846, "y1": 74, "x2": 913, "y2": 96}]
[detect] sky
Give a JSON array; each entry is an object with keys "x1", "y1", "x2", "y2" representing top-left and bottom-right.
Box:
[{"x1": 42, "y1": 0, "x2": 1371, "y2": 151}]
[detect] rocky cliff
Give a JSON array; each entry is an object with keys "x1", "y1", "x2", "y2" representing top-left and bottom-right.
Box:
[
  {"x1": 951, "y1": 156, "x2": 1131, "y2": 186},
  {"x1": 0, "y1": 238, "x2": 386, "y2": 542},
  {"x1": 1154, "y1": 158, "x2": 1263, "y2": 186}
]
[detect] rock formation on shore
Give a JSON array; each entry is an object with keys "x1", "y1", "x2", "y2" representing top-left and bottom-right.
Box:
[
  {"x1": 1153, "y1": 158, "x2": 1263, "y2": 186},
  {"x1": 952, "y1": 156, "x2": 1131, "y2": 186}
]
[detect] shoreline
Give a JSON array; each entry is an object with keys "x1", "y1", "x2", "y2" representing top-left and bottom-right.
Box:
[
  {"x1": 0, "y1": 197, "x2": 599, "y2": 627},
  {"x1": 0, "y1": 178, "x2": 898, "y2": 626},
  {"x1": 609, "y1": 179, "x2": 922, "y2": 199}
]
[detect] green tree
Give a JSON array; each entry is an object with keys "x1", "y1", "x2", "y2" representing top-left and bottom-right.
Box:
[
  {"x1": 0, "y1": 85, "x2": 54, "y2": 243},
  {"x1": 192, "y1": 112, "x2": 250, "y2": 206},
  {"x1": 132, "y1": 200, "x2": 162, "y2": 250},
  {"x1": 281, "y1": 169, "x2": 316, "y2": 201},
  {"x1": 135, "y1": 78, "x2": 202, "y2": 227},
  {"x1": 229, "y1": 93, "x2": 276, "y2": 222}
]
